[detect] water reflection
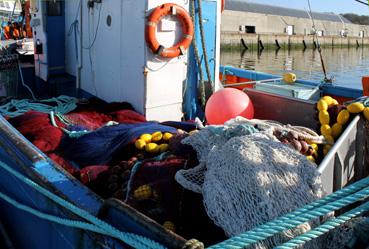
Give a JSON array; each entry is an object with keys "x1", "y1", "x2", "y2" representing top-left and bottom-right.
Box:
[{"x1": 221, "y1": 47, "x2": 369, "y2": 89}]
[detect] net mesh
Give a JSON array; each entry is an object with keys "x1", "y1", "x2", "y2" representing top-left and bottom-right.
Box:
[
  {"x1": 0, "y1": 54, "x2": 18, "y2": 98},
  {"x1": 202, "y1": 134, "x2": 323, "y2": 237},
  {"x1": 175, "y1": 118, "x2": 327, "y2": 247}
]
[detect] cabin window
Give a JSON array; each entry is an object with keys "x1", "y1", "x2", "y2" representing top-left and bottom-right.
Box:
[
  {"x1": 245, "y1": 26, "x2": 256, "y2": 34},
  {"x1": 47, "y1": 0, "x2": 62, "y2": 16},
  {"x1": 0, "y1": 2, "x2": 4, "y2": 8},
  {"x1": 5, "y1": 2, "x2": 9, "y2": 8}
]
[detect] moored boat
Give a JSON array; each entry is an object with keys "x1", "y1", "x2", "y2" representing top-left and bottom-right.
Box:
[{"x1": 0, "y1": 1, "x2": 369, "y2": 249}]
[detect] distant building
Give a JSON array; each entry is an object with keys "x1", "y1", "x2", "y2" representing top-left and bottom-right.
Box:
[
  {"x1": 0, "y1": 0, "x2": 21, "y2": 20},
  {"x1": 222, "y1": 0, "x2": 369, "y2": 37}
]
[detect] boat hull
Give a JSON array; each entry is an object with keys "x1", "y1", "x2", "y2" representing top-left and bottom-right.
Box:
[
  {"x1": 220, "y1": 66, "x2": 364, "y2": 102},
  {"x1": 0, "y1": 115, "x2": 186, "y2": 249}
]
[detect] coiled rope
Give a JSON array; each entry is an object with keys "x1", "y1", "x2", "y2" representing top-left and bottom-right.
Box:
[
  {"x1": 0, "y1": 95, "x2": 78, "y2": 118},
  {"x1": 0, "y1": 160, "x2": 166, "y2": 249},
  {"x1": 209, "y1": 176, "x2": 369, "y2": 249}
]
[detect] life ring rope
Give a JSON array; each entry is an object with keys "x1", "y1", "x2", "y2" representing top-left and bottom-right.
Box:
[{"x1": 145, "y1": 3, "x2": 194, "y2": 58}]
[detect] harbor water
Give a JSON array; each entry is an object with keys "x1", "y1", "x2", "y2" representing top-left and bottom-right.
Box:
[{"x1": 221, "y1": 46, "x2": 369, "y2": 89}]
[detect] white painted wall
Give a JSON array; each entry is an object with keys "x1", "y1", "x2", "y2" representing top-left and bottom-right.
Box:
[
  {"x1": 222, "y1": 10, "x2": 369, "y2": 37},
  {"x1": 30, "y1": 0, "x2": 48, "y2": 81},
  {"x1": 64, "y1": 0, "x2": 190, "y2": 121},
  {"x1": 64, "y1": 0, "x2": 79, "y2": 77},
  {"x1": 64, "y1": 0, "x2": 221, "y2": 121}
]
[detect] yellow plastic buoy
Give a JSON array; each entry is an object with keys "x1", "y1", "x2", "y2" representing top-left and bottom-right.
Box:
[
  {"x1": 364, "y1": 107, "x2": 369, "y2": 121},
  {"x1": 323, "y1": 145, "x2": 332, "y2": 155},
  {"x1": 163, "y1": 221, "x2": 176, "y2": 232},
  {"x1": 320, "y1": 125, "x2": 332, "y2": 136},
  {"x1": 151, "y1": 131, "x2": 163, "y2": 142},
  {"x1": 313, "y1": 149, "x2": 318, "y2": 158},
  {"x1": 337, "y1": 109, "x2": 350, "y2": 125},
  {"x1": 319, "y1": 110, "x2": 330, "y2": 125},
  {"x1": 283, "y1": 73, "x2": 297, "y2": 83},
  {"x1": 347, "y1": 102, "x2": 365, "y2": 114},
  {"x1": 145, "y1": 143, "x2": 159, "y2": 153},
  {"x1": 163, "y1": 132, "x2": 173, "y2": 141},
  {"x1": 310, "y1": 143, "x2": 318, "y2": 151},
  {"x1": 317, "y1": 99, "x2": 328, "y2": 111},
  {"x1": 133, "y1": 185, "x2": 152, "y2": 200},
  {"x1": 331, "y1": 123, "x2": 343, "y2": 138},
  {"x1": 306, "y1": 156, "x2": 316, "y2": 163},
  {"x1": 140, "y1": 134, "x2": 152, "y2": 143},
  {"x1": 322, "y1": 96, "x2": 334, "y2": 106},
  {"x1": 135, "y1": 139, "x2": 146, "y2": 150},
  {"x1": 158, "y1": 143, "x2": 169, "y2": 153},
  {"x1": 324, "y1": 135, "x2": 334, "y2": 144}
]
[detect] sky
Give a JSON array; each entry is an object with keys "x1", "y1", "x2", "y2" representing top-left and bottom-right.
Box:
[{"x1": 248, "y1": 0, "x2": 369, "y2": 15}]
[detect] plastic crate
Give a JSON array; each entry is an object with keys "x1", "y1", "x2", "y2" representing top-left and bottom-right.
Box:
[{"x1": 254, "y1": 81, "x2": 320, "y2": 100}]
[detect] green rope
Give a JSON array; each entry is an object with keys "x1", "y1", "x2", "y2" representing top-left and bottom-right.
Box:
[
  {"x1": 0, "y1": 160, "x2": 166, "y2": 249},
  {"x1": 209, "y1": 176, "x2": 369, "y2": 249},
  {"x1": 276, "y1": 201, "x2": 369, "y2": 249},
  {"x1": 0, "y1": 95, "x2": 78, "y2": 118},
  {"x1": 50, "y1": 111, "x2": 92, "y2": 138},
  {"x1": 0, "y1": 190, "x2": 110, "y2": 236}
]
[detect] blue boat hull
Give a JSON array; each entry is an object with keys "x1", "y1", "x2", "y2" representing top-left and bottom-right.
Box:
[{"x1": 0, "y1": 115, "x2": 186, "y2": 249}]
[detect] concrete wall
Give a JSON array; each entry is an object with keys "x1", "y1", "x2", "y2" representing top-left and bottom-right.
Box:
[
  {"x1": 221, "y1": 33, "x2": 369, "y2": 50},
  {"x1": 221, "y1": 10, "x2": 369, "y2": 37}
]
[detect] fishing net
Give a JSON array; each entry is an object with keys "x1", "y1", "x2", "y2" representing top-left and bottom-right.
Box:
[
  {"x1": 175, "y1": 118, "x2": 273, "y2": 193},
  {"x1": 0, "y1": 54, "x2": 18, "y2": 98},
  {"x1": 201, "y1": 134, "x2": 324, "y2": 237},
  {"x1": 175, "y1": 118, "x2": 325, "y2": 247},
  {"x1": 125, "y1": 156, "x2": 188, "y2": 228}
]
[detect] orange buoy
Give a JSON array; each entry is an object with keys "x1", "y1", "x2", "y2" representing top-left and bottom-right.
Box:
[
  {"x1": 145, "y1": 3, "x2": 194, "y2": 58},
  {"x1": 205, "y1": 88, "x2": 254, "y2": 125}
]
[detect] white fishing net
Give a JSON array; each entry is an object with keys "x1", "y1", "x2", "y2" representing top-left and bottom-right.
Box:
[
  {"x1": 202, "y1": 134, "x2": 324, "y2": 238},
  {"x1": 175, "y1": 118, "x2": 274, "y2": 193},
  {"x1": 175, "y1": 117, "x2": 327, "y2": 248}
]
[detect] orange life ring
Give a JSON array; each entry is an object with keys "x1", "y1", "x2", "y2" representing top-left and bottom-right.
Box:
[
  {"x1": 221, "y1": 0, "x2": 225, "y2": 12},
  {"x1": 145, "y1": 3, "x2": 194, "y2": 58}
]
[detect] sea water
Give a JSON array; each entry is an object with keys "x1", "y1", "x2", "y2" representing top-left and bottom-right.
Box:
[{"x1": 221, "y1": 47, "x2": 369, "y2": 90}]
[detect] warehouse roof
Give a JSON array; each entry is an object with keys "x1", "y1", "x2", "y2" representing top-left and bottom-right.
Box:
[{"x1": 225, "y1": 0, "x2": 352, "y2": 24}]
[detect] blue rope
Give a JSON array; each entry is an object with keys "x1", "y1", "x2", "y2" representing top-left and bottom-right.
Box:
[
  {"x1": 209, "y1": 176, "x2": 369, "y2": 249},
  {"x1": 0, "y1": 96, "x2": 78, "y2": 118},
  {"x1": 0, "y1": 190, "x2": 109, "y2": 235},
  {"x1": 0, "y1": 160, "x2": 166, "y2": 249},
  {"x1": 276, "y1": 201, "x2": 369, "y2": 249}
]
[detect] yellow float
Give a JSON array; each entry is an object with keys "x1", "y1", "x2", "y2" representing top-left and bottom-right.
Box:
[{"x1": 283, "y1": 73, "x2": 296, "y2": 83}]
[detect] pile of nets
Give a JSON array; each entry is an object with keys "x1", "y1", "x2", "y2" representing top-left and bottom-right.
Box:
[{"x1": 175, "y1": 118, "x2": 326, "y2": 247}]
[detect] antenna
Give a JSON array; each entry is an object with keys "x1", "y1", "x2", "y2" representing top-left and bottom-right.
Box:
[{"x1": 354, "y1": 0, "x2": 369, "y2": 6}]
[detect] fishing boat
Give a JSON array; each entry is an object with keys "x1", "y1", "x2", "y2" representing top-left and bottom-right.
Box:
[
  {"x1": 220, "y1": 65, "x2": 364, "y2": 102},
  {"x1": 0, "y1": 1, "x2": 369, "y2": 249}
]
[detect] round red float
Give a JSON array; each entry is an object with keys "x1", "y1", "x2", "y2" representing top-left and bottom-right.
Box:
[{"x1": 205, "y1": 88, "x2": 254, "y2": 125}]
